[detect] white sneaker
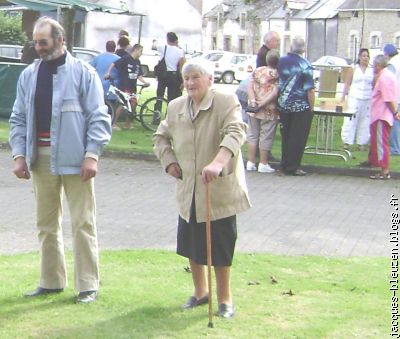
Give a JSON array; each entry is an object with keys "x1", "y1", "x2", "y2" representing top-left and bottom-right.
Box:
[
  {"x1": 258, "y1": 163, "x2": 275, "y2": 173},
  {"x1": 246, "y1": 161, "x2": 257, "y2": 171}
]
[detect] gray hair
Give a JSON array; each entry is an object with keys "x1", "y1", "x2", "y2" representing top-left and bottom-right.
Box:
[
  {"x1": 290, "y1": 37, "x2": 306, "y2": 54},
  {"x1": 266, "y1": 50, "x2": 280, "y2": 68},
  {"x1": 264, "y1": 31, "x2": 279, "y2": 44},
  {"x1": 33, "y1": 16, "x2": 65, "y2": 40},
  {"x1": 182, "y1": 59, "x2": 214, "y2": 80},
  {"x1": 373, "y1": 54, "x2": 388, "y2": 68}
]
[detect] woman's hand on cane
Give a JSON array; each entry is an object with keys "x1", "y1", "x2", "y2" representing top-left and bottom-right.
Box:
[
  {"x1": 202, "y1": 147, "x2": 233, "y2": 184},
  {"x1": 202, "y1": 162, "x2": 222, "y2": 184}
]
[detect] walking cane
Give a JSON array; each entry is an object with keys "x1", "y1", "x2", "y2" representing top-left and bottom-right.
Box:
[{"x1": 205, "y1": 182, "x2": 214, "y2": 328}]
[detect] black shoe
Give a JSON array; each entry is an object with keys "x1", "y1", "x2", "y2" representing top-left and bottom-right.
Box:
[
  {"x1": 76, "y1": 290, "x2": 98, "y2": 304},
  {"x1": 24, "y1": 287, "x2": 63, "y2": 297},
  {"x1": 292, "y1": 169, "x2": 307, "y2": 176},
  {"x1": 182, "y1": 295, "x2": 209, "y2": 309},
  {"x1": 217, "y1": 303, "x2": 235, "y2": 318}
]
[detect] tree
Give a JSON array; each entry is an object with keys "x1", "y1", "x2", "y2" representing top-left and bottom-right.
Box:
[{"x1": 0, "y1": 12, "x2": 26, "y2": 44}]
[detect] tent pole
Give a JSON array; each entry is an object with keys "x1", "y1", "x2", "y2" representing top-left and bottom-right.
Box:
[
  {"x1": 138, "y1": 15, "x2": 143, "y2": 44},
  {"x1": 57, "y1": 6, "x2": 61, "y2": 22}
]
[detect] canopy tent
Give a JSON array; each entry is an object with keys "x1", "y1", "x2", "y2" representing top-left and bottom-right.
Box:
[
  {"x1": 0, "y1": 0, "x2": 145, "y2": 47},
  {"x1": 1, "y1": 0, "x2": 143, "y2": 16}
]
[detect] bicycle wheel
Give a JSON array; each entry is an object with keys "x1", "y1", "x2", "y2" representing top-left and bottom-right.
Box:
[
  {"x1": 139, "y1": 97, "x2": 168, "y2": 131},
  {"x1": 105, "y1": 100, "x2": 116, "y2": 125}
]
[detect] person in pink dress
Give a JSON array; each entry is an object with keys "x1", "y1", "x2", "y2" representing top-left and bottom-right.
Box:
[{"x1": 369, "y1": 55, "x2": 400, "y2": 179}]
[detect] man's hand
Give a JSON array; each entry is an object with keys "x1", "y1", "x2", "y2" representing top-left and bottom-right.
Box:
[
  {"x1": 395, "y1": 112, "x2": 400, "y2": 121},
  {"x1": 166, "y1": 162, "x2": 182, "y2": 179},
  {"x1": 80, "y1": 158, "x2": 98, "y2": 182},
  {"x1": 13, "y1": 157, "x2": 30, "y2": 179}
]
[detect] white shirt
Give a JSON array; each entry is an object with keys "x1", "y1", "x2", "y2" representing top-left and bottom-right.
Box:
[
  {"x1": 349, "y1": 64, "x2": 374, "y2": 100},
  {"x1": 157, "y1": 45, "x2": 184, "y2": 71}
]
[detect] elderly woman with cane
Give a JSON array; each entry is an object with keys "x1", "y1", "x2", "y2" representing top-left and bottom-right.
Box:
[{"x1": 153, "y1": 59, "x2": 251, "y2": 319}]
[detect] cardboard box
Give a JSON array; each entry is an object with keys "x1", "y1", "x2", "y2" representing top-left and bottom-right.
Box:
[{"x1": 319, "y1": 99, "x2": 347, "y2": 111}]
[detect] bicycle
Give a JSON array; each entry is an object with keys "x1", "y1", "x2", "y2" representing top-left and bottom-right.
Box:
[{"x1": 105, "y1": 80, "x2": 168, "y2": 131}]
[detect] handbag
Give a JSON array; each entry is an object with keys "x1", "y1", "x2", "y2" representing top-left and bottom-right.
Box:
[
  {"x1": 245, "y1": 105, "x2": 260, "y2": 114},
  {"x1": 154, "y1": 45, "x2": 168, "y2": 79}
]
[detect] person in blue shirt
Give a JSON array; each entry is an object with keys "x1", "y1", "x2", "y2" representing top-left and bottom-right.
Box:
[
  {"x1": 277, "y1": 37, "x2": 315, "y2": 176},
  {"x1": 90, "y1": 40, "x2": 120, "y2": 128}
]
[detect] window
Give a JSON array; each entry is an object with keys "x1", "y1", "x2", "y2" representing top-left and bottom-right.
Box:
[
  {"x1": 395, "y1": 33, "x2": 400, "y2": 48},
  {"x1": 349, "y1": 33, "x2": 359, "y2": 63},
  {"x1": 240, "y1": 12, "x2": 246, "y2": 30},
  {"x1": 212, "y1": 36, "x2": 217, "y2": 50},
  {"x1": 0, "y1": 45, "x2": 21, "y2": 58},
  {"x1": 370, "y1": 32, "x2": 382, "y2": 49},
  {"x1": 238, "y1": 37, "x2": 245, "y2": 53},
  {"x1": 223, "y1": 36, "x2": 231, "y2": 51},
  {"x1": 218, "y1": 12, "x2": 224, "y2": 29}
]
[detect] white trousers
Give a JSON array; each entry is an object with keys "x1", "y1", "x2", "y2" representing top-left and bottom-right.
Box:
[
  {"x1": 32, "y1": 148, "x2": 99, "y2": 293},
  {"x1": 341, "y1": 97, "x2": 371, "y2": 145}
]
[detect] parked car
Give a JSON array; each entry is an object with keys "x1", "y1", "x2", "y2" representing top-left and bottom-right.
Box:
[
  {"x1": 0, "y1": 44, "x2": 23, "y2": 58},
  {"x1": 193, "y1": 50, "x2": 252, "y2": 84},
  {"x1": 72, "y1": 47, "x2": 100, "y2": 63},
  {"x1": 233, "y1": 55, "x2": 256, "y2": 82},
  {"x1": 312, "y1": 55, "x2": 350, "y2": 82},
  {"x1": 0, "y1": 44, "x2": 101, "y2": 64}
]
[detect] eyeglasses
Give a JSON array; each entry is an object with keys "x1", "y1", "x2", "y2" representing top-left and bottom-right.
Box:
[{"x1": 33, "y1": 39, "x2": 50, "y2": 47}]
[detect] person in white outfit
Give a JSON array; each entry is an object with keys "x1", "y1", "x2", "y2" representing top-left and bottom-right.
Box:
[{"x1": 341, "y1": 48, "x2": 374, "y2": 151}]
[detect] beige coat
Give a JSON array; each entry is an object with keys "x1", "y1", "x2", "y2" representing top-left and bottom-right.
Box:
[{"x1": 153, "y1": 88, "x2": 251, "y2": 222}]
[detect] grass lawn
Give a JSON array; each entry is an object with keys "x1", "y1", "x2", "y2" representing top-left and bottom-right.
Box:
[
  {"x1": 2, "y1": 116, "x2": 399, "y2": 172},
  {"x1": 0, "y1": 250, "x2": 389, "y2": 338}
]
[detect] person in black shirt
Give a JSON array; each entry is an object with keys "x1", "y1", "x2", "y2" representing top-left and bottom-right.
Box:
[
  {"x1": 256, "y1": 31, "x2": 280, "y2": 68},
  {"x1": 106, "y1": 44, "x2": 150, "y2": 129},
  {"x1": 115, "y1": 35, "x2": 131, "y2": 58}
]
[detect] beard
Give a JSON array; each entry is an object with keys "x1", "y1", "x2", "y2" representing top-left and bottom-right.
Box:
[{"x1": 39, "y1": 41, "x2": 63, "y2": 61}]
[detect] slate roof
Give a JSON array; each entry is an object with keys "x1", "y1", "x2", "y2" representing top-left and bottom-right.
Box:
[
  {"x1": 338, "y1": 0, "x2": 400, "y2": 10},
  {"x1": 204, "y1": 0, "x2": 284, "y2": 20}
]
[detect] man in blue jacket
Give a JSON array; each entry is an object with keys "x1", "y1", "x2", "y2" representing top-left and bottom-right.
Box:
[{"x1": 9, "y1": 16, "x2": 111, "y2": 303}]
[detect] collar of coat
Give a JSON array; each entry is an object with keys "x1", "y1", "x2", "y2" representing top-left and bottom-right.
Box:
[{"x1": 181, "y1": 88, "x2": 216, "y2": 118}]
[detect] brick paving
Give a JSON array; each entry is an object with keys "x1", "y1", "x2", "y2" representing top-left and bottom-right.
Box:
[{"x1": 0, "y1": 149, "x2": 396, "y2": 257}]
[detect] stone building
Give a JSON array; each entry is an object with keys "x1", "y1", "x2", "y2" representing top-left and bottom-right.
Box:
[
  {"x1": 337, "y1": 0, "x2": 400, "y2": 62},
  {"x1": 202, "y1": 0, "x2": 283, "y2": 54}
]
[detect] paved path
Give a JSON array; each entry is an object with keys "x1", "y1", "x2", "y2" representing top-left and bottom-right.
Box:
[{"x1": 0, "y1": 149, "x2": 396, "y2": 256}]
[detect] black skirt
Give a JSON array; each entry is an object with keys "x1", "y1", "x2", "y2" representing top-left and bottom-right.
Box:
[{"x1": 177, "y1": 202, "x2": 237, "y2": 266}]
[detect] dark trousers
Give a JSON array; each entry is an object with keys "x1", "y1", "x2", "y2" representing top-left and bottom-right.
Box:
[
  {"x1": 280, "y1": 110, "x2": 313, "y2": 174},
  {"x1": 156, "y1": 71, "x2": 182, "y2": 107}
]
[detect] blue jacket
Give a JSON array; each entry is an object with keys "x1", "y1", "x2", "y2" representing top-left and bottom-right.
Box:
[{"x1": 9, "y1": 52, "x2": 112, "y2": 175}]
